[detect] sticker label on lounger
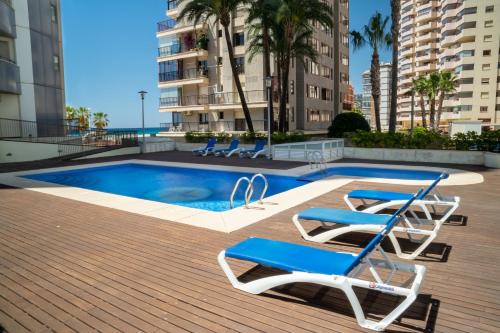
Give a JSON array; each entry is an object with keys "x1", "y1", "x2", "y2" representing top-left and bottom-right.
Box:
[
  {"x1": 404, "y1": 228, "x2": 423, "y2": 234},
  {"x1": 369, "y1": 282, "x2": 395, "y2": 292}
]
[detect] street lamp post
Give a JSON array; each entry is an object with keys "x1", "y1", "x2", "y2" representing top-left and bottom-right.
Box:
[
  {"x1": 265, "y1": 76, "x2": 272, "y2": 159},
  {"x1": 138, "y1": 90, "x2": 147, "y2": 153}
]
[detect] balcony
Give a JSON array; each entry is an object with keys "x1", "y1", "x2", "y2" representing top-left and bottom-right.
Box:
[
  {"x1": 158, "y1": 68, "x2": 209, "y2": 88},
  {"x1": 0, "y1": 57, "x2": 21, "y2": 94},
  {"x1": 159, "y1": 90, "x2": 267, "y2": 112},
  {"x1": 166, "y1": 0, "x2": 178, "y2": 17},
  {"x1": 157, "y1": 18, "x2": 205, "y2": 37},
  {"x1": 159, "y1": 119, "x2": 267, "y2": 133},
  {"x1": 0, "y1": 0, "x2": 15, "y2": 38},
  {"x1": 157, "y1": 43, "x2": 208, "y2": 61}
]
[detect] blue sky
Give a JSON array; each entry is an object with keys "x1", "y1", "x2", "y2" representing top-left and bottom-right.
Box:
[{"x1": 61, "y1": 0, "x2": 391, "y2": 128}]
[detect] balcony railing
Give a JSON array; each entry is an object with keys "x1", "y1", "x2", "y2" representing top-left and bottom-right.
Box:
[
  {"x1": 0, "y1": 57, "x2": 20, "y2": 94},
  {"x1": 160, "y1": 120, "x2": 267, "y2": 132},
  {"x1": 167, "y1": 0, "x2": 177, "y2": 10},
  {"x1": 157, "y1": 18, "x2": 176, "y2": 32},
  {"x1": 158, "y1": 68, "x2": 208, "y2": 82},
  {"x1": 158, "y1": 43, "x2": 208, "y2": 57},
  {"x1": 159, "y1": 90, "x2": 267, "y2": 107}
]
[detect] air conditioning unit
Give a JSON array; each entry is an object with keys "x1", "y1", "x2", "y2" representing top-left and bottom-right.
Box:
[{"x1": 184, "y1": 111, "x2": 193, "y2": 116}]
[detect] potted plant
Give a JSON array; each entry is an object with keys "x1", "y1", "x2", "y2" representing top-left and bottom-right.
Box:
[{"x1": 196, "y1": 33, "x2": 209, "y2": 50}]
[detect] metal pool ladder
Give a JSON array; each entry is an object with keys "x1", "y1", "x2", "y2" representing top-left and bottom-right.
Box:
[
  {"x1": 229, "y1": 173, "x2": 269, "y2": 209},
  {"x1": 308, "y1": 151, "x2": 327, "y2": 175}
]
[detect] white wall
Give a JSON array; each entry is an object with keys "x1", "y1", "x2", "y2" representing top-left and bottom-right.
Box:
[{"x1": 0, "y1": 140, "x2": 60, "y2": 162}]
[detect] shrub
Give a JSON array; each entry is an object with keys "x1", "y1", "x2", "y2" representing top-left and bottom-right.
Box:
[
  {"x1": 238, "y1": 131, "x2": 267, "y2": 144},
  {"x1": 349, "y1": 128, "x2": 499, "y2": 151},
  {"x1": 328, "y1": 112, "x2": 370, "y2": 138},
  {"x1": 184, "y1": 131, "x2": 232, "y2": 143}
]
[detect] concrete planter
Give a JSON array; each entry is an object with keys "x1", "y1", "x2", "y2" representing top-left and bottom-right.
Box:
[
  {"x1": 485, "y1": 152, "x2": 500, "y2": 168},
  {"x1": 344, "y1": 147, "x2": 490, "y2": 166}
]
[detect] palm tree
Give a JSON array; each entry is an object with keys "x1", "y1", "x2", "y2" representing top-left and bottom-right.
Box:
[
  {"x1": 247, "y1": 0, "x2": 276, "y2": 131},
  {"x1": 388, "y1": 0, "x2": 400, "y2": 133},
  {"x1": 178, "y1": 0, "x2": 254, "y2": 133},
  {"x1": 436, "y1": 71, "x2": 457, "y2": 130},
  {"x1": 272, "y1": 0, "x2": 333, "y2": 132},
  {"x1": 351, "y1": 12, "x2": 391, "y2": 132},
  {"x1": 426, "y1": 72, "x2": 440, "y2": 130},
  {"x1": 75, "y1": 107, "x2": 91, "y2": 132},
  {"x1": 65, "y1": 106, "x2": 77, "y2": 120},
  {"x1": 92, "y1": 112, "x2": 109, "y2": 130},
  {"x1": 412, "y1": 77, "x2": 428, "y2": 129}
]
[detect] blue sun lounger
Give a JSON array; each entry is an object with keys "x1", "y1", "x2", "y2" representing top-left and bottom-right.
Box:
[
  {"x1": 293, "y1": 173, "x2": 459, "y2": 259},
  {"x1": 344, "y1": 172, "x2": 460, "y2": 223},
  {"x1": 192, "y1": 138, "x2": 217, "y2": 156},
  {"x1": 219, "y1": 190, "x2": 426, "y2": 331},
  {"x1": 214, "y1": 139, "x2": 240, "y2": 157},
  {"x1": 239, "y1": 139, "x2": 267, "y2": 158}
]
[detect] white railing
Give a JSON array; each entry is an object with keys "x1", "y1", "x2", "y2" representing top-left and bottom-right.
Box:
[{"x1": 272, "y1": 139, "x2": 344, "y2": 162}]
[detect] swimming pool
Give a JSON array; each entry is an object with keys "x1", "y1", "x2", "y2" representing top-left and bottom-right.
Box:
[
  {"x1": 23, "y1": 164, "x2": 306, "y2": 212},
  {"x1": 22, "y1": 163, "x2": 444, "y2": 212}
]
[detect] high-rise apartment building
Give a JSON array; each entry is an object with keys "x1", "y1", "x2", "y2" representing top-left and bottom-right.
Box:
[
  {"x1": 361, "y1": 63, "x2": 392, "y2": 131},
  {"x1": 156, "y1": 0, "x2": 349, "y2": 133},
  {"x1": 397, "y1": 0, "x2": 500, "y2": 131},
  {"x1": 0, "y1": 0, "x2": 65, "y2": 132}
]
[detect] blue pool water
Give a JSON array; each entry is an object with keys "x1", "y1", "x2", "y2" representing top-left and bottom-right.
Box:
[
  {"x1": 23, "y1": 164, "x2": 443, "y2": 212},
  {"x1": 300, "y1": 166, "x2": 443, "y2": 182},
  {"x1": 24, "y1": 164, "x2": 305, "y2": 211}
]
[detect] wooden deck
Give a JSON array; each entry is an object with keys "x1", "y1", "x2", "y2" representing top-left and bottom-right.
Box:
[{"x1": 0, "y1": 154, "x2": 499, "y2": 332}]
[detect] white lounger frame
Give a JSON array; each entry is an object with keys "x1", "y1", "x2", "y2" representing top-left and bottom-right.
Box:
[
  {"x1": 218, "y1": 246, "x2": 426, "y2": 331},
  {"x1": 215, "y1": 147, "x2": 241, "y2": 157},
  {"x1": 239, "y1": 149, "x2": 267, "y2": 159},
  {"x1": 293, "y1": 196, "x2": 459, "y2": 260}
]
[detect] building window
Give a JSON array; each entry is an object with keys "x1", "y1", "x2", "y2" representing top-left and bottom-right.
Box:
[
  {"x1": 233, "y1": 32, "x2": 244, "y2": 46},
  {"x1": 50, "y1": 5, "x2": 57, "y2": 23},
  {"x1": 217, "y1": 57, "x2": 222, "y2": 65},
  {"x1": 53, "y1": 55, "x2": 60, "y2": 71},
  {"x1": 482, "y1": 78, "x2": 490, "y2": 84},
  {"x1": 483, "y1": 35, "x2": 492, "y2": 42},
  {"x1": 218, "y1": 112, "x2": 224, "y2": 120},
  {"x1": 482, "y1": 64, "x2": 491, "y2": 71},
  {"x1": 199, "y1": 113, "x2": 209, "y2": 124},
  {"x1": 234, "y1": 57, "x2": 244, "y2": 74},
  {"x1": 321, "y1": 88, "x2": 332, "y2": 101},
  {"x1": 485, "y1": 20, "x2": 493, "y2": 28},
  {"x1": 480, "y1": 106, "x2": 488, "y2": 112},
  {"x1": 306, "y1": 85, "x2": 320, "y2": 99},
  {"x1": 480, "y1": 92, "x2": 489, "y2": 99},
  {"x1": 289, "y1": 107, "x2": 295, "y2": 122},
  {"x1": 307, "y1": 109, "x2": 321, "y2": 122},
  {"x1": 218, "y1": 30, "x2": 222, "y2": 38},
  {"x1": 485, "y1": 5, "x2": 494, "y2": 13},
  {"x1": 483, "y1": 50, "x2": 491, "y2": 56}
]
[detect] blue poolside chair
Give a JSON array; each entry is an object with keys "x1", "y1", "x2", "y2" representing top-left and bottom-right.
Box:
[
  {"x1": 214, "y1": 139, "x2": 240, "y2": 157},
  {"x1": 192, "y1": 138, "x2": 217, "y2": 156},
  {"x1": 293, "y1": 173, "x2": 459, "y2": 259},
  {"x1": 219, "y1": 190, "x2": 426, "y2": 332},
  {"x1": 239, "y1": 139, "x2": 267, "y2": 159}
]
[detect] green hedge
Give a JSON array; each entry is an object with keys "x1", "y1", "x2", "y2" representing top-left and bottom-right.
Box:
[
  {"x1": 348, "y1": 128, "x2": 500, "y2": 151},
  {"x1": 328, "y1": 112, "x2": 370, "y2": 138},
  {"x1": 185, "y1": 131, "x2": 307, "y2": 144}
]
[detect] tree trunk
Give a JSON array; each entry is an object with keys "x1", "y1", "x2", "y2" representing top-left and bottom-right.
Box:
[
  {"x1": 222, "y1": 23, "x2": 254, "y2": 133},
  {"x1": 429, "y1": 97, "x2": 436, "y2": 131},
  {"x1": 436, "y1": 92, "x2": 445, "y2": 131},
  {"x1": 370, "y1": 50, "x2": 381, "y2": 132},
  {"x1": 262, "y1": 22, "x2": 274, "y2": 133},
  {"x1": 388, "y1": 0, "x2": 400, "y2": 133},
  {"x1": 278, "y1": 54, "x2": 290, "y2": 133},
  {"x1": 419, "y1": 94, "x2": 427, "y2": 128}
]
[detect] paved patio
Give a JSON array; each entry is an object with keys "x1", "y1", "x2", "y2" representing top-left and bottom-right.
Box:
[{"x1": 0, "y1": 152, "x2": 499, "y2": 332}]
